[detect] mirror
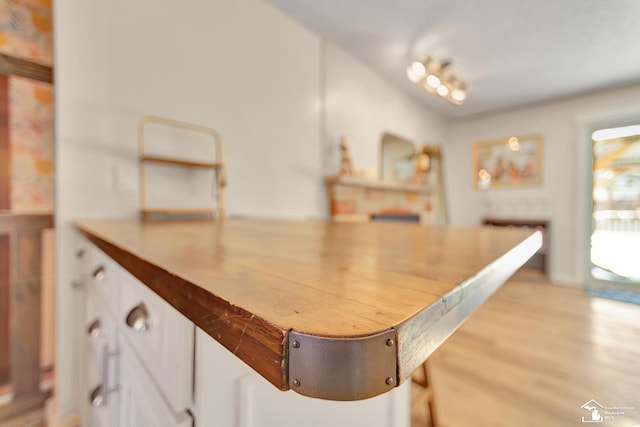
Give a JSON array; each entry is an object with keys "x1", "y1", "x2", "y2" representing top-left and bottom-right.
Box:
[
  {"x1": 380, "y1": 133, "x2": 443, "y2": 186},
  {"x1": 380, "y1": 133, "x2": 416, "y2": 183},
  {"x1": 379, "y1": 132, "x2": 448, "y2": 224}
]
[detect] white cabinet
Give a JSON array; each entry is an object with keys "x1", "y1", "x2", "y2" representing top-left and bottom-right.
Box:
[
  {"x1": 70, "y1": 243, "x2": 90, "y2": 426},
  {"x1": 194, "y1": 328, "x2": 410, "y2": 427},
  {"x1": 86, "y1": 243, "x2": 120, "y2": 316},
  {"x1": 119, "y1": 271, "x2": 193, "y2": 413},
  {"x1": 84, "y1": 291, "x2": 120, "y2": 427},
  {"x1": 119, "y1": 344, "x2": 192, "y2": 427},
  {"x1": 76, "y1": 242, "x2": 121, "y2": 427},
  {"x1": 74, "y1": 236, "x2": 193, "y2": 427},
  {"x1": 74, "y1": 235, "x2": 409, "y2": 427}
]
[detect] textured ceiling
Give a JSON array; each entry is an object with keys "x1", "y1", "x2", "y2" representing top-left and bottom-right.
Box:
[{"x1": 268, "y1": 0, "x2": 640, "y2": 118}]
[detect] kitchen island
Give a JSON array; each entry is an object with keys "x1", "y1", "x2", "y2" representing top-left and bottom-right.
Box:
[{"x1": 74, "y1": 218, "x2": 540, "y2": 398}]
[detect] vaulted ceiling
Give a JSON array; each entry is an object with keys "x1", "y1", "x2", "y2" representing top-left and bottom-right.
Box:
[{"x1": 268, "y1": 0, "x2": 640, "y2": 118}]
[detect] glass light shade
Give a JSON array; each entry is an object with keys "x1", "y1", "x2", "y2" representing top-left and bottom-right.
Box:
[
  {"x1": 426, "y1": 74, "x2": 441, "y2": 88},
  {"x1": 406, "y1": 65, "x2": 421, "y2": 83},
  {"x1": 406, "y1": 61, "x2": 426, "y2": 83},
  {"x1": 451, "y1": 88, "x2": 467, "y2": 102},
  {"x1": 408, "y1": 57, "x2": 467, "y2": 106},
  {"x1": 410, "y1": 61, "x2": 426, "y2": 76}
]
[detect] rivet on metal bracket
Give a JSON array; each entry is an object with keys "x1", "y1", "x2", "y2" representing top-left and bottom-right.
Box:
[{"x1": 288, "y1": 329, "x2": 397, "y2": 401}]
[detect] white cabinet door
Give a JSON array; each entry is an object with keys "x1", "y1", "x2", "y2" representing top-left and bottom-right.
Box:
[
  {"x1": 72, "y1": 235, "x2": 91, "y2": 426},
  {"x1": 86, "y1": 244, "x2": 120, "y2": 316},
  {"x1": 194, "y1": 328, "x2": 411, "y2": 427},
  {"x1": 119, "y1": 268, "x2": 194, "y2": 413},
  {"x1": 119, "y1": 345, "x2": 192, "y2": 427},
  {"x1": 78, "y1": 238, "x2": 121, "y2": 427},
  {"x1": 84, "y1": 344, "x2": 119, "y2": 427}
]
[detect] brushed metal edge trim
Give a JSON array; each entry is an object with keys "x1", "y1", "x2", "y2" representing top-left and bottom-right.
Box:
[
  {"x1": 288, "y1": 328, "x2": 397, "y2": 401},
  {"x1": 396, "y1": 231, "x2": 543, "y2": 382}
]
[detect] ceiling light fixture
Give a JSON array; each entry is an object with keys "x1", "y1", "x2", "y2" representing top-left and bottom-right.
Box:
[{"x1": 406, "y1": 57, "x2": 467, "y2": 106}]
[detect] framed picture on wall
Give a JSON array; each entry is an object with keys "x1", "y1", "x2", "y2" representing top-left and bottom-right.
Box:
[{"x1": 472, "y1": 134, "x2": 543, "y2": 189}]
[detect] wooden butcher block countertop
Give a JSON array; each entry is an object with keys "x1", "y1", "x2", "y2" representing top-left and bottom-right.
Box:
[{"x1": 74, "y1": 218, "x2": 541, "y2": 401}]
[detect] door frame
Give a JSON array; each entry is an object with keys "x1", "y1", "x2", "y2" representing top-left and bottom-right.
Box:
[{"x1": 576, "y1": 111, "x2": 640, "y2": 292}]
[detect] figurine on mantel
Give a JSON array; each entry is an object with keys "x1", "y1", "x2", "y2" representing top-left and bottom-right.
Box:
[
  {"x1": 338, "y1": 137, "x2": 355, "y2": 177},
  {"x1": 412, "y1": 148, "x2": 431, "y2": 185}
]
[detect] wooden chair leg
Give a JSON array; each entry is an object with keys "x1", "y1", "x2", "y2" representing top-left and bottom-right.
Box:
[
  {"x1": 411, "y1": 359, "x2": 438, "y2": 427},
  {"x1": 423, "y1": 361, "x2": 438, "y2": 427}
]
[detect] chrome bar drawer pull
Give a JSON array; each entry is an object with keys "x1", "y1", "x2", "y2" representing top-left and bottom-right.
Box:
[{"x1": 125, "y1": 303, "x2": 151, "y2": 332}]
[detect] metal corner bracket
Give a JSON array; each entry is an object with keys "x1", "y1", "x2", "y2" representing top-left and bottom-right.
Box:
[{"x1": 288, "y1": 328, "x2": 397, "y2": 401}]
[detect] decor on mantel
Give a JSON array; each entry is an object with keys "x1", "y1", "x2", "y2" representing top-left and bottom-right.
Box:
[
  {"x1": 406, "y1": 57, "x2": 467, "y2": 106},
  {"x1": 325, "y1": 133, "x2": 448, "y2": 226},
  {"x1": 338, "y1": 137, "x2": 355, "y2": 177},
  {"x1": 472, "y1": 134, "x2": 544, "y2": 190}
]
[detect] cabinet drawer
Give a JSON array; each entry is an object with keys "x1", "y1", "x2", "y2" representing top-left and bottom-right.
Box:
[
  {"x1": 86, "y1": 291, "x2": 117, "y2": 348},
  {"x1": 86, "y1": 245, "x2": 120, "y2": 316},
  {"x1": 120, "y1": 344, "x2": 192, "y2": 427},
  {"x1": 85, "y1": 292, "x2": 119, "y2": 390},
  {"x1": 120, "y1": 269, "x2": 194, "y2": 413},
  {"x1": 85, "y1": 338, "x2": 120, "y2": 427},
  {"x1": 73, "y1": 234, "x2": 89, "y2": 288}
]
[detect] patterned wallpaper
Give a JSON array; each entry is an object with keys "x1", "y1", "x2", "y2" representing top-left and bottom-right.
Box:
[
  {"x1": 0, "y1": 0, "x2": 53, "y2": 213},
  {"x1": 9, "y1": 75, "x2": 53, "y2": 212},
  {"x1": 0, "y1": 0, "x2": 53, "y2": 65}
]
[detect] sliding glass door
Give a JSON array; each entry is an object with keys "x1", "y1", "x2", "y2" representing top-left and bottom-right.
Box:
[{"x1": 589, "y1": 125, "x2": 640, "y2": 293}]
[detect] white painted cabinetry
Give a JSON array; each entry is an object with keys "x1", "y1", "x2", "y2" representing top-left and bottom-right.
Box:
[
  {"x1": 76, "y1": 242, "x2": 122, "y2": 427},
  {"x1": 74, "y1": 236, "x2": 193, "y2": 427},
  {"x1": 73, "y1": 234, "x2": 410, "y2": 427},
  {"x1": 119, "y1": 343, "x2": 192, "y2": 427},
  {"x1": 194, "y1": 328, "x2": 410, "y2": 427}
]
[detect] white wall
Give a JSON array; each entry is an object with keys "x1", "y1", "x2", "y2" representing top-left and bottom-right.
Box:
[
  {"x1": 53, "y1": 0, "x2": 447, "y2": 419},
  {"x1": 323, "y1": 44, "x2": 447, "y2": 176},
  {"x1": 55, "y1": 0, "x2": 324, "y2": 222},
  {"x1": 445, "y1": 84, "x2": 640, "y2": 284},
  {"x1": 54, "y1": 0, "x2": 323, "y2": 418}
]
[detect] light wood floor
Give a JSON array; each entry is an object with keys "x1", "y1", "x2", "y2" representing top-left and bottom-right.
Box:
[
  {"x1": 0, "y1": 391, "x2": 48, "y2": 427},
  {"x1": 413, "y1": 274, "x2": 640, "y2": 427},
  {"x1": 3, "y1": 275, "x2": 638, "y2": 427}
]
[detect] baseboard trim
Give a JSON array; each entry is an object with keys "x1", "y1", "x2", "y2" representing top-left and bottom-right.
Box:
[
  {"x1": 0, "y1": 383, "x2": 13, "y2": 406},
  {"x1": 39, "y1": 366, "x2": 54, "y2": 392},
  {"x1": 0, "y1": 392, "x2": 13, "y2": 407},
  {"x1": 45, "y1": 397, "x2": 80, "y2": 427},
  {"x1": 550, "y1": 274, "x2": 582, "y2": 286}
]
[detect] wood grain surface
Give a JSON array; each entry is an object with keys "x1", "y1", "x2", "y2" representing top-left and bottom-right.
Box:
[
  {"x1": 0, "y1": 214, "x2": 53, "y2": 398},
  {"x1": 427, "y1": 275, "x2": 640, "y2": 427},
  {"x1": 0, "y1": 235, "x2": 9, "y2": 386},
  {"x1": 75, "y1": 218, "x2": 540, "y2": 392},
  {"x1": 0, "y1": 75, "x2": 9, "y2": 210},
  {"x1": 139, "y1": 155, "x2": 223, "y2": 169}
]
